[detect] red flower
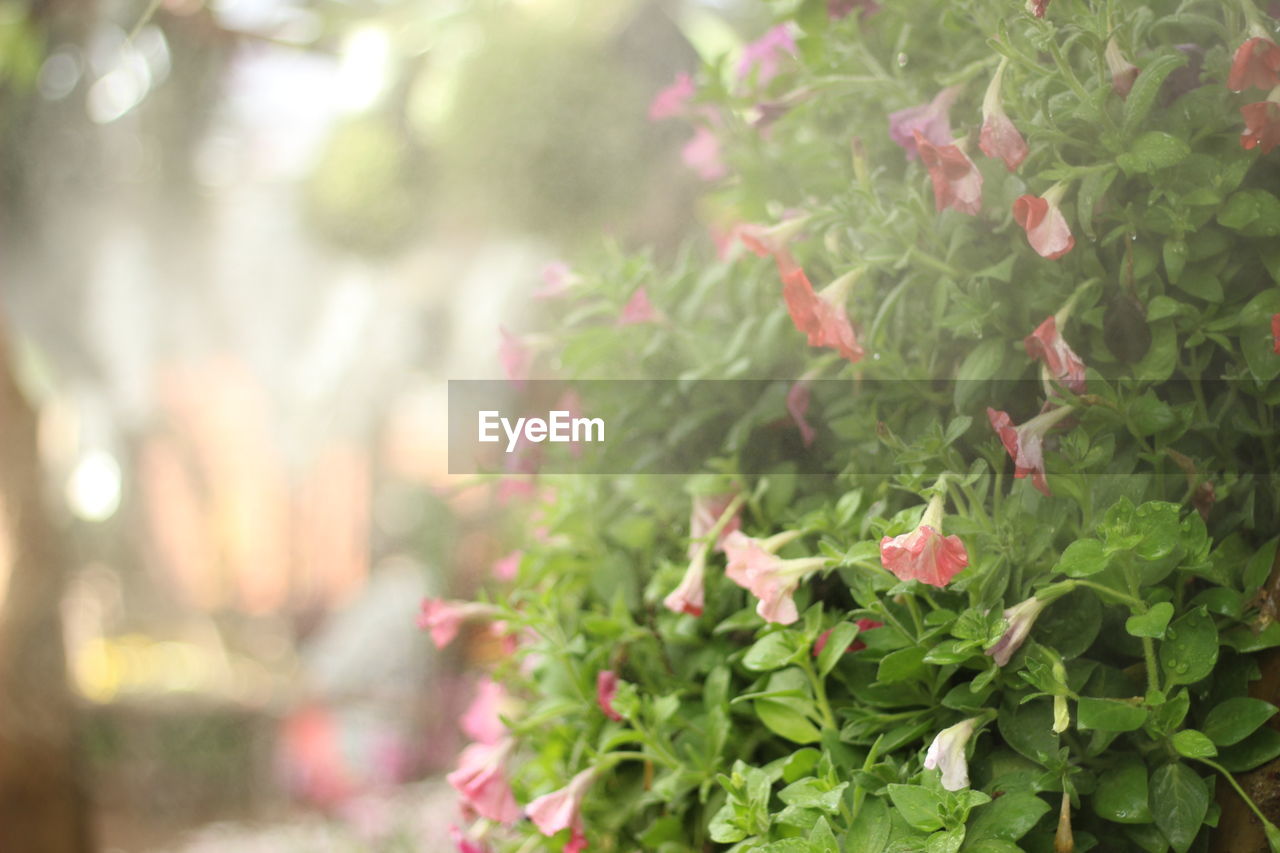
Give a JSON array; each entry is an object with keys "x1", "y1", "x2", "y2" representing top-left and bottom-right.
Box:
[
  {"x1": 724, "y1": 530, "x2": 827, "y2": 624},
  {"x1": 1241, "y1": 101, "x2": 1280, "y2": 154},
  {"x1": 737, "y1": 215, "x2": 810, "y2": 259},
  {"x1": 1105, "y1": 38, "x2": 1139, "y2": 98},
  {"x1": 617, "y1": 287, "x2": 660, "y2": 326},
  {"x1": 979, "y1": 61, "x2": 1028, "y2": 172},
  {"x1": 449, "y1": 825, "x2": 492, "y2": 853},
  {"x1": 418, "y1": 599, "x2": 501, "y2": 649},
  {"x1": 1026, "y1": 0, "x2": 1050, "y2": 17},
  {"x1": 1273, "y1": 313, "x2": 1280, "y2": 353},
  {"x1": 778, "y1": 261, "x2": 865, "y2": 363},
  {"x1": 461, "y1": 677, "x2": 509, "y2": 745},
  {"x1": 786, "y1": 380, "x2": 816, "y2": 447},
  {"x1": 812, "y1": 619, "x2": 883, "y2": 656},
  {"x1": 447, "y1": 738, "x2": 521, "y2": 823},
  {"x1": 1229, "y1": 37, "x2": 1280, "y2": 93},
  {"x1": 987, "y1": 404, "x2": 1075, "y2": 496},
  {"x1": 1024, "y1": 315, "x2": 1086, "y2": 393},
  {"x1": 915, "y1": 132, "x2": 983, "y2": 215},
  {"x1": 878, "y1": 494, "x2": 968, "y2": 587},
  {"x1": 1013, "y1": 185, "x2": 1074, "y2": 259},
  {"x1": 596, "y1": 671, "x2": 623, "y2": 721},
  {"x1": 527, "y1": 768, "x2": 596, "y2": 845},
  {"x1": 663, "y1": 550, "x2": 706, "y2": 616}
]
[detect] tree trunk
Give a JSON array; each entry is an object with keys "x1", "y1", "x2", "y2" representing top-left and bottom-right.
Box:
[{"x1": 0, "y1": 323, "x2": 92, "y2": 851}]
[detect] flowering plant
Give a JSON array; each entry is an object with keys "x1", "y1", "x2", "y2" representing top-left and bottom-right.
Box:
[{"x1": 437, "y1": 1, "x2": 1280, "y2": 851}]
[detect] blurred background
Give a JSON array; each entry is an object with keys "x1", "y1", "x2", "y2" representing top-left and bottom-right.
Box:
[{"x1": 0, "y1": 0, "x2": 766, "y2": 848}]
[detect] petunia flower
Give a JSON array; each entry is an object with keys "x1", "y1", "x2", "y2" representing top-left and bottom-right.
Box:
[
  {"x1": 1229, "y1": 36, "x2": 1280, "y2": 93},
  {"x1": 493, "y1": 550, "x2": 522, "y2": 582},
  {"x1": 723, "y1": 529, "x2": 828, "y2": 625},
  {"x1": 663, "y1": 554, "x2": 707, "y2": 616},
  {"x1": 979, "y1": 59, "x2": 1028, "y2": 171},
  {"x1": 737, "y1": 214, "x2": 811, "y2": 259},
  {"x1": 1273, "y1": 313, "x2": 1280, "y2": 353},
  {"x1": 596, "y1": 671, "x2": 623, "y2": 722},
  {"x1": 461, "y1": 677, "x2": 510, "y2": 744},
  {"x1": 1105, "y1": 38, "x2": 1140, "y2": 97},
  {"x1": 985, "y1": 595, "x2": 1050, "y2": 666},
  {"x1": 418, "y1": 599, "x2": 502, "y2": 649},
  {"x1": 827, "y1": 0, "x2": 879, "y2": 19},
  {"x1": 617, "y1": 287, "x2": 660, "y2": 326},
  {"x1": 1024, "y1": 314, "x2": 1087, "y2": 394},
  {"x1": 923, "y1": 717, "x2": 980, "y2": 791},
  {"x1": 1240, "y1": 97, "x2": 1280, "y2": 154},
  {"x1": 689, "y1": 492, "x2": 743, "y2": 555},
  {"x1": 737, "y1": 24, "x2": 796, "y2": 86},
  {"x1": 879, "y1": 493, "x2": 969, "y2": 587},
  {"x1": 813, "y1": 618, "x2": 883, "y2": 656},
  {"x1": 986, "y1": 404, "x2": 1075, "y2": 496},
  {"x1": 527, "y1": 767, "x2": 597, "y2": 845},
  {"x1": 1026, "y1": 0, "x2": 1050, "y2": 18},
  {"x1": 777, "y1": 261, "x2": 866, "y2": 363},
  {"x1": 786, "y1": 380, "x2": 816, "y2": 447},
  {"x1": 535, "y1": 261, "x2": 579, "y2": 300},
  {"x1": 888, "y1": 85, "x2": 962, "y2": 160},
  {"x1": 681, "y1": 125, "x2": 729, "y2": 181},
  {"x1": 447, "y1": 737, "x2": 521, "y2": 823},
  {"x1": 915, "y1": 132, "x2": 983, "y2": 215},
  {"x1": 649, "y1": 72, "x2": 696, "y2": 120},
  {"x1": 449, "y1": 824, "x2": 492, "y2": 853},
  {"x1": 499, "y1": 327, "x2": 534, "y2": 386},
  {"x1": 1013, "y1": 183, "x2": 1075, "y2": 259}
]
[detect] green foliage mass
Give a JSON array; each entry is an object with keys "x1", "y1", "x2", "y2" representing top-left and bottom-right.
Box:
[{"x1": 460, "y1": 1, "x2": 1280, "y2": 851}]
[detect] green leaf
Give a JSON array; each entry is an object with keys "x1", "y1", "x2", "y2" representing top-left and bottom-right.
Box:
[
  {"x1": 1150, "y1": 762, "x2": 1209, "y2": 852},
  {"x1": 965, "y1": 792, "x2": 1051, "y2": 843},
  {"x1": 846, "y1": 794, "x2": 891, "y2": 853},
  {"x1": 1218, "y1": 189, "x2": 1280, "y2": 237},
  {"x1": 744, "y1": 631, "x2": 800, "y2": 671},
  {"x1": 1122, "y1": 51, "x2": 1189, "y2": 133},
  {"x1": 1056, "y1": 539, "x2": 1109, "y2": 577},
  {"x1": 1077, "y1": 697, "x2": 1149, "y2": 732},
  {"x1": 1159, "y1": 607, "x2": 1218, "y2": 687},
  {"x1": 998, "y1": 700, "x2": 1060, "y2": 766},
  {"x1": 1116, "y1": 132, "x2": 1190, "y2": 174},
  {"x1": 1077, "y1": 165, "x2": 1118, "y2": 240},
  {"x1": 1219, "y1": 727, "x2": 1280, "y2": 772},
  {"x1": 1093, "y1": 758, "x2": 1153, "y2": 824},
  {"x1": 755, "y1": 698, "x2": 821, "y2": 744},
  {"x1": 887, "y1": 784, "x2": 945, "y2": 833},
  {"x1": 1162, "y1": 239, "x2": 1186, "y2": 284},
  {"x1": 926, "y1": 828, "x2": 966, "y2": 853},
  {"x1": 808, "y1": 816, "x2": 840, "y2": 853},
  {"x1": 816, "y1": 622, "x2": 858, "y2": 677},
  {"x1": 1171, "y1": 729, "x2": 1217, "y2": 759},
  {"x1": 878, "y1": 646, "x2": 928, "y2": 683},
  {"x1": 955, "y1": 339, "x2": 1008, "y2": 411},
  {"x1": 1126, "y1": 603, "x2": 1175, "y2": 639},
  {"x1": 1204, "y1": 698, "x2": 1278, "y2": 747}
]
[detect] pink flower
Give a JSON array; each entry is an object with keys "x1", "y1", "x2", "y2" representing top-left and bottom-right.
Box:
[
  {"x1": 649, "y1": 72, "x2": 695, "y2": 120},
  {"x1": 1013, "y1": 184, "x2": 1075, "y2": 259},
  {"x1": 915, "y1": 132, "x2": 983, "y2": 216},
  {"x1": 1241, "y1": 100, "x2": 1280, "y2": 154},
  {"x1": 924, "y1": 718, "x2": 980, "y2": 791},
  {"x1": 617, "y1": 287, "x2": 660, "y2": 326},
  {"x1": 689, "y1": 492, "x2": 743, "y2": 555},
  {"x1": 418, "y1": 599, "x2": 500, "y2": 649},
  {"x1": 985, "y1": 595, "x2": 1050, "y2": 666},
  {"x1": 681, "y1": 125, "x2": 728, "y2": 180},
  {"x1": 1273, "y1": 313, "x2": 1280, "y2": 353},
  {"x1": 461, "y1": 677, "x2": 509, "y2": 744},
  {"x1": 778, "y1": 261, "x2": 865, "y2": 363},
  {"x1": 987, "y1": 404, "x2": 1075, "y2": 496},
  {"x1": 493, "y1": 550, "x2": 522, "y2": 582},
  {"x1": 1105, "y1": 38, "x2": 1139, "y2": 97},
  {"x1": 888, "y1": 86, "x2": 961, "y2": 160},
  {"x1": 737, "y1": 24, "x2": 796, "y2": 86},
  {"x1": 535, "y1": 262, "x2": 578, "y2": 300},
  {"x1": 813, "y1": 619, "x2": 883, "y2": 656},
  {"x1": 527, "y1": 767, "x2": 596, "y2": 843},
  {"x1": 979, "y1": 61, "x2": 1028, "y2": 171},
  {"x1": 449, "y1": 825, "x2": 491, "y2": 853},
  {"x1": 1024, "y1": 315, "x2": 1086, "y2": 393},
  {"x1": 879, "y1": 493, "x2": 969, "y2": 587},
  {"x1": 1026, "y1": 0, "x2": 1050, "y2": 17},
  {"x1": 596, "y1": 671, "x2": 623, "y2": 721},
  {"x1": 786, "y1": 381, "x2": 816, "y2": 447},
  {"x1": 663, "y1": 549, "x2": 707, "y2": 617},
  {"x1": 724, "y1": 530, "x2": 827, "y2": 624},
  {"x1": 447, "y1": 738, "x2": 521, "y2": 823},
  {"x1": 499, "y1": 327, "x2": 533, "y2": 385},
  {"x1": 1229, "y1": 36, "x2": 1280, "y2": 93}
]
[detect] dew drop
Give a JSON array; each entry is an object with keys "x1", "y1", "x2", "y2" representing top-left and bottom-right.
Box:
[{"x1": 897, "y1": 52, "x2": 909, "y2": 67}]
